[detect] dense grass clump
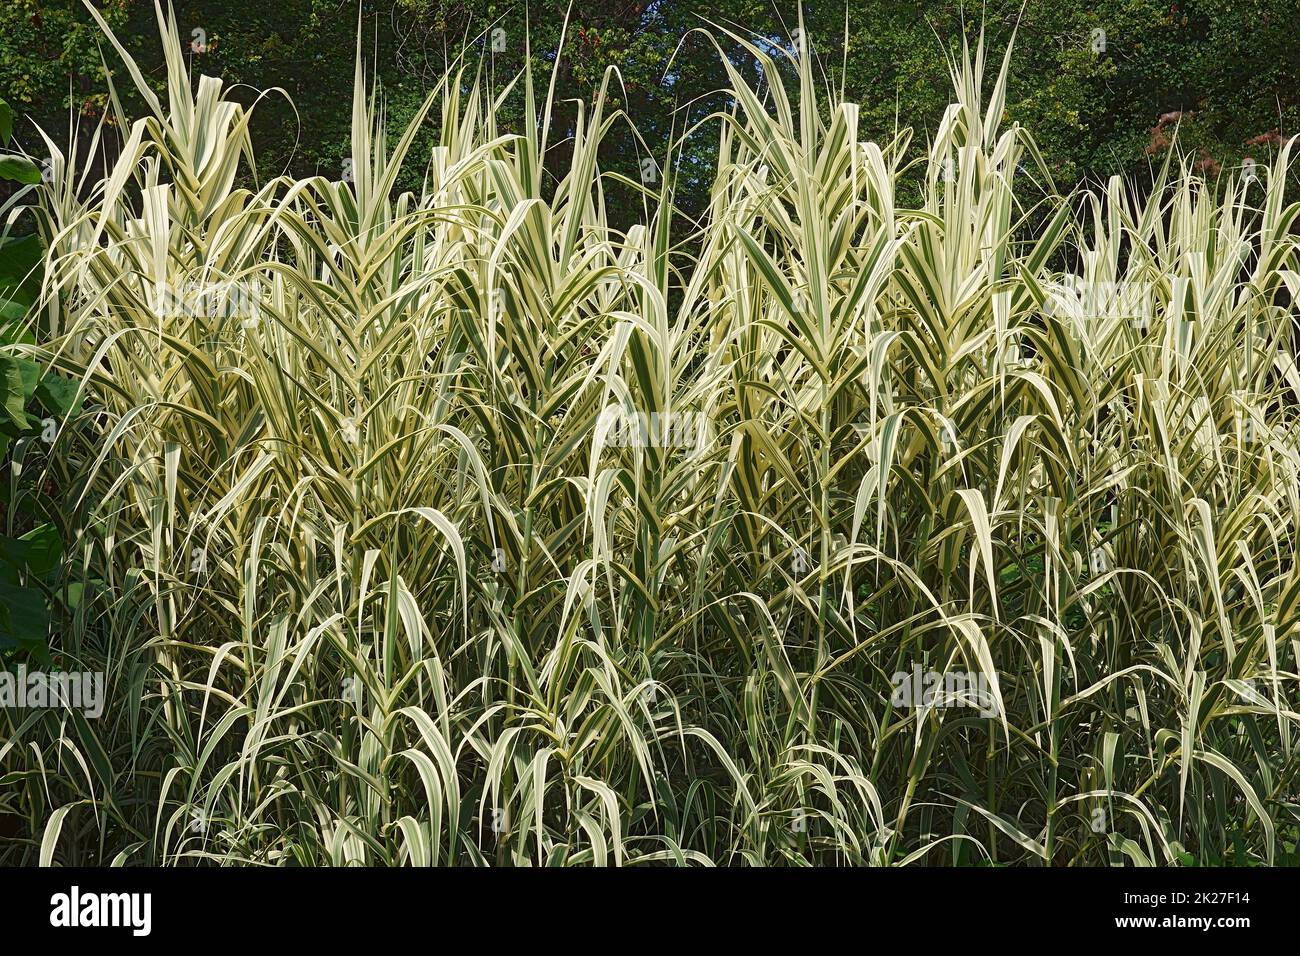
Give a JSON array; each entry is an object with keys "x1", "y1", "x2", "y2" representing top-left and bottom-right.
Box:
[{"x1": 2, "y1": 4, "x2": 1299, "y2": 865}]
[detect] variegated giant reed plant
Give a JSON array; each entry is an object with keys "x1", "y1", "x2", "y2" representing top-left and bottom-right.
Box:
[{"x1": 2, "y1": 2, "x2": 1298, "y2": 865}]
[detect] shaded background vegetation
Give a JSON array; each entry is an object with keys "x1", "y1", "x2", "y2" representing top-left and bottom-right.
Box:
[{"x1": 2, "y1": 0, "x2": 1297, "y2": 221}]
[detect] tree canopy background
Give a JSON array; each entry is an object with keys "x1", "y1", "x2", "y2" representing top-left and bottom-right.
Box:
[{"x1": 2, "y1": 0, "x2": 1296, "y2": 222}]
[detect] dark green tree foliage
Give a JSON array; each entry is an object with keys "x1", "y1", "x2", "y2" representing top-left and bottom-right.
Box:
[
  {"x1": 1, "y1": 1, "x2": 1296, "y2": 211},
  {"x1": 0, "y1": 98, "x2": 83, "y2": 659},
  {"x1": 2, "y1": 1, "x2": 1300, "y2": 217}
]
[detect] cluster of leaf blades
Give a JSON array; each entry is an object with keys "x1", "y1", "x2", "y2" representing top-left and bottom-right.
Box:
[
  {"x1": 0, "y1": 96, "x2": 84, "y2": 659},
  {"x1": 2, "y1": 4, "x2": 1299, "y2": 866}
]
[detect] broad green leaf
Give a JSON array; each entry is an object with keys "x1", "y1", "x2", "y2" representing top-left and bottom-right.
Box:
[{"x1": 0, "y1": 154, "x2": 40, "y2": 185}]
